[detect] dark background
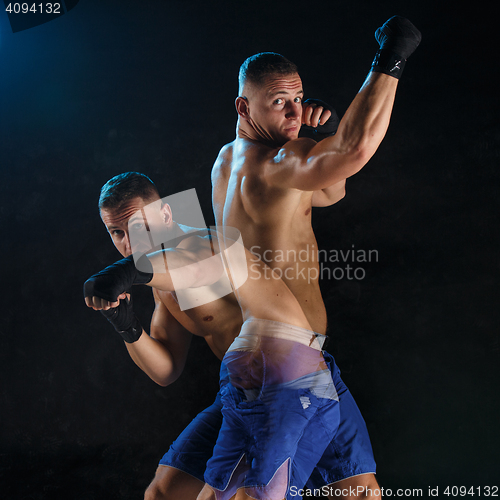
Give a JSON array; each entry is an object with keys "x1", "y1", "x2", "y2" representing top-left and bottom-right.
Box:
[{"x1": 1, "y1": 1, "x2": 498, "y2": 498}]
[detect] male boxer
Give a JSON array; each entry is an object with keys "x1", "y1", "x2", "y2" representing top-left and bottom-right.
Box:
[
  {"x1": 95, "y1": 172, "x2": 242, "y2": 499},
  {"x1": 92, "y1": 168, "x2": 334, "y2": 500},
  {"x1": 86, "y1": 190, "x2": 341, "y2": 500},
  {"x1": 209, "y1": 16, "x2": 421, "y2": 500}
]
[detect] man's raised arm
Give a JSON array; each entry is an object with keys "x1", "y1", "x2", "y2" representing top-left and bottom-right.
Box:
[{"x1": 267, "y1": 16, "x2": 421, "y2": 193}]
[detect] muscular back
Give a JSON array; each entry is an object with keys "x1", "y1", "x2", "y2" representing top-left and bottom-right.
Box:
[{"x1": 212, "y1": 137, "x2": 328, "y2": 334}]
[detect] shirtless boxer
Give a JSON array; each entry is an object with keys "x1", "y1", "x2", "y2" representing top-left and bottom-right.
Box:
[
  {"x1": 93, "y1": 171, "x2": 333, "y2": 500},
  {"x1": 95, "y1": 172, "x2": 242, "y2": 499},
  {"x1": 209, "y1": 16, "x2": 421, "y2": 500},
  {"x1": 85, "y1": 196, "x2": 341, "y2": 500}
]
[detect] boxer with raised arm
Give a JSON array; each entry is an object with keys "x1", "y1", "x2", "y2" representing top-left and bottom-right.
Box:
[{"x1": 210, "y1": 16, "x2": 421, "y2": 499}]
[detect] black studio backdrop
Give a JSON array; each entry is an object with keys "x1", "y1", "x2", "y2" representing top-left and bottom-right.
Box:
[{"x1": 1, "y1": 1, "x2": 499, "y2": 498}]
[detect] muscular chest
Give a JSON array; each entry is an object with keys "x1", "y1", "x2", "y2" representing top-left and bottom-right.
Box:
[{"x1": 161, "y1": 290, "x2": 242, "y2": 341}]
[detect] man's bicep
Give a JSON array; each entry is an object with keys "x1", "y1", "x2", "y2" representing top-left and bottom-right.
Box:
[
  {"x1": 267, "y1": 136, "x2": 363, "y2": 192},
  {"x1": 264, "y1": 138, "x2": 314, "y2": 188}
]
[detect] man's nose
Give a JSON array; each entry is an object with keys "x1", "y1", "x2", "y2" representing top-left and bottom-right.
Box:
[
  {"x1": 124, "y1": 231, "x2": 132, "y2": 254},
  {"x1": 285, "y1": 101, "x2": 301, "y2": 119}
]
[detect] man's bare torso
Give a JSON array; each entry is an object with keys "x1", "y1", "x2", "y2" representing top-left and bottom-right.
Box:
[
  {"x1": 159, "y1": 290, "x2": 242, "y2": 360},
  {"x1": 154, "y1": 233, "x2": 243, "y2": 360},
  {"x1": 212, "y1": 137, "x2": 328, "y2": 334}
]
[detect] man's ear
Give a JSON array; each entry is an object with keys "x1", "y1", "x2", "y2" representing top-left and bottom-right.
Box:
[
  {"x1": 235, "y1": 96, "x2": 250, "y2": 120},
  {"x1": 160, "y1": 203, "x2": 173, "y2": 226}
]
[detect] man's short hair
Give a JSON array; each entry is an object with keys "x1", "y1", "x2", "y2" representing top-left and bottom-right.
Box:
[
  {"x1": 238, "y1": 52, "x2": 298, "y2": 94},
  {"x1": 99, "y1": 172, "x2": 159, "y2": 210}
]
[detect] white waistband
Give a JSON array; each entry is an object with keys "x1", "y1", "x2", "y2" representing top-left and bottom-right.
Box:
[{"x1": 228, "y1": 318, "x2": 326, "y2": 352}]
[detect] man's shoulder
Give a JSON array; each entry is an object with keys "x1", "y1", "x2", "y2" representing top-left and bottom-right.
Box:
[
  {"x1": 218, "y1": 138, "x2": 274, "y2": 163},
  {"x1": 213, "y1": 137, "x2": 297, "y2": 185},
  {"x1": 212, "y1": 141, "x2": 235, "y2": 181},
  {"x1": 215, "y1": 140, "x2": 236, "y2": 164},
  {"x1": 169, "y1": 228, "x2": 213, "y2": 254},
  {"x1": 239, "y1": 137, "x2": 316, "y2": 169},
  {"x1": 219, "y1": 139, "x2": 236, "y2": 155}
]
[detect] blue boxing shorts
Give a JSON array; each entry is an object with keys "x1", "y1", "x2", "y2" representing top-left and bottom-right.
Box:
[
  {"x1": 158, "y1": 387, "x2": 224, "y2": 481},
  {"x1": 203, "y1": 319, "x2": 340, "y2": 500},
  {"x1": 293, "y1": 351, "x2": 376, "y2": 492},
  {"x1": 159, "y1": 321, "x2": 376, "y2": 498}
]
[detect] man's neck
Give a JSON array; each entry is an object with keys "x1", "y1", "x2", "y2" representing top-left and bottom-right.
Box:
[{"x1": 236, "y1": 118, "x2": 281, "y2": 149}]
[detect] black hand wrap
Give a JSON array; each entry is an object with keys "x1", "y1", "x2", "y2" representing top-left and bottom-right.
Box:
[
  {"x1": 84, "y1": 254, "x2": 153, "y2": 303},
  {"x1": 101, "y1": 295, "x2": 143, "y2": 343},
  {"x1": 371, "y1": 16, "x2": 421, "y2": 79},
  {"x1": 299, "y1": 99, "x2": 340, "y2": 141},
  {"x1": 84, "y1": 255, "x2": 152, "y2": 343}
]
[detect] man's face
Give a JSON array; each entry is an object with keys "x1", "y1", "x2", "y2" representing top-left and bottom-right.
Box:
[
  {"x1": 245, "y1": 72, "x2": 303, "y2": 145},
  {"x1": 100, "y1": 196, "x2": 171, "y2": 257}
]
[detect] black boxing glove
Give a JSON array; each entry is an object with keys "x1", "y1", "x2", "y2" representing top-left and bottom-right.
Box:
[
  {"x1": 299, "y1": 99, "x2": 340, "y2": 141},
  {"x1": 84, "y1": 254, "x2": 153, "y2": 303},
  {"x1": 101, "y1": 294, "x2": 143, "y2": 343},
  {"x1": 371, "y1": 16, "x2": 421, "y2": 79}
]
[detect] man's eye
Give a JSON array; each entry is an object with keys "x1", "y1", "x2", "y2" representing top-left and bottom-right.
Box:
[
  {"x1": 273, "y1": 98, "x2": 284, "y2": 105},
  {"x1": 112, "y1": 230, "x2": 123, "y2": 236},
  {"x1": 132, "y1": 223, "x2": 144, "y2": 230},
  {"x1": 294, "y1": 97, "x2": 302, "y2": 103}
]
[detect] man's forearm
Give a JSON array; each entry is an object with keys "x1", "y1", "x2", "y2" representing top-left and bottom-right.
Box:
[
  {"x1": 125, "y1": 331, "x2": 180, "y2": 387},
  {"x1": 312, "y1": 179, "x2": 346, "y2": 207},
  {"x1": 332, "y1": 71, "x2": 398, "y2": 167},
  {"x1": 296, "y1": 17, "x2": 421, "y2": 191},
  {"x1": 291, "y1": 72, "x2": 398, "y2": 192}
]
